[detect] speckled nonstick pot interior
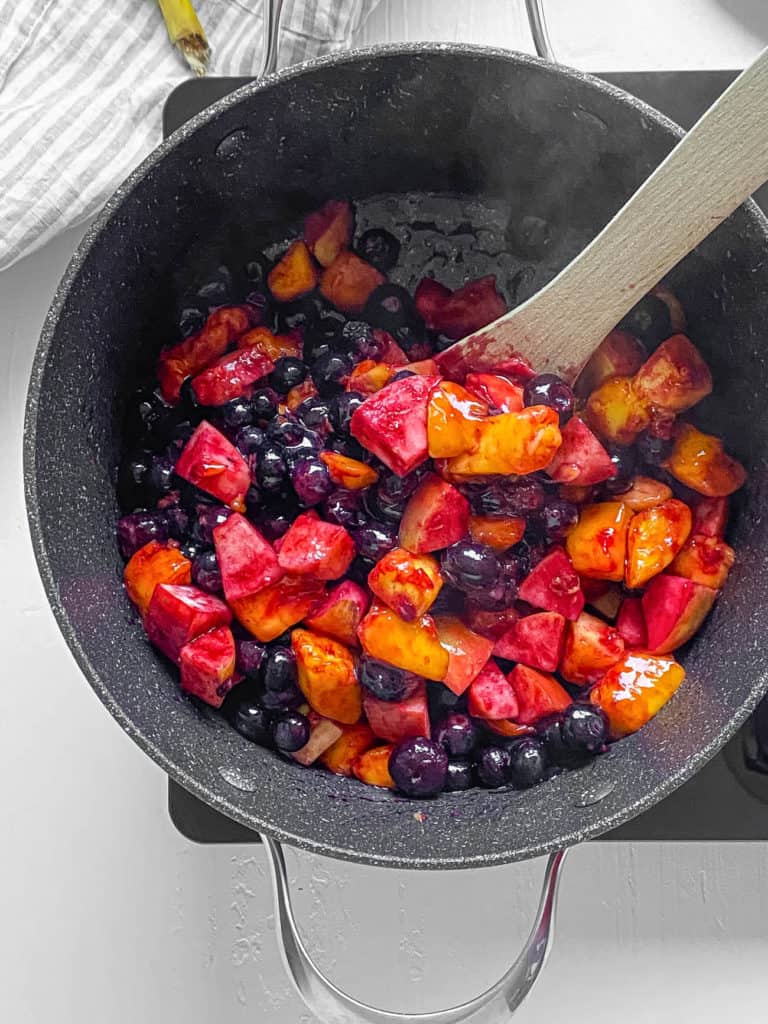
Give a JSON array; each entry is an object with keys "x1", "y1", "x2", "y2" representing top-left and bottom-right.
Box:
[{"x1": 24, "y1": 45, "x2": 768, "y2": 869}]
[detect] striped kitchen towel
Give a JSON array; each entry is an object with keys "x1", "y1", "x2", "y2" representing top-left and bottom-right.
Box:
[{"x1": 0, "y1": 0, "x2": 381, "y2": 272}]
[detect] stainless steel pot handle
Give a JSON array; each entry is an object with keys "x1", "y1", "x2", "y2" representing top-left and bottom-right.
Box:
[{"x1": 263, "y1": 836, "x2": 568, "y2": 1024}]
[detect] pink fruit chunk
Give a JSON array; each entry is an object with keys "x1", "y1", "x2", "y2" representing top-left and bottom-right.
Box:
[
  {"x1": 691, "y1": 496, "x2": 729, "y2": 538},
  {"x1": 493, "y1": 612, "x2": 566, "y2": 672},
  {"x1": 464, "y1": 373, "x2": 524, "y2": 412},
  {"x1": 157, "y1": 305, "x2": 252, "y2": 403},
  {"x1": 363, "y1": 681, "x2": 430, "y2": 743},
  {"x1": 642, "y1": 573, "x2": 717, "y2": 653},
  {"x1": 349, "y1": 374, "x2": 440, "y2": 476},
  {"x1": 414, "y1": 275, "x2": 506, "y2": 340},
  {"x1": 517, "y1": 548, "x2": 585, "y2": 621},
  {"x1": 616, "y1": 597, "x2": 647, "y2": 647},
  {"x1": 191, "y1": 347, "x2": 274, "y2": 406},
  {"x1": 467, "y1": 660, "x2": 519, "y2": 719},
  {"x1": 292, "y1": 716, "x2": 345, "y2": 766},
  {"x1": 179, "y1": 625, "x2": 236, "y2": 707},
  {"x1": 277, "y1": 511, "x2": 355, "y2": 580},
  {"x1": 145, "y1": 583, "x2": 232, "y2": 663},
  {"x1": 304, "y1": 580, "x2": 370, "y2": 647},
  {"x1": 373, "y1": 329, "x2": 409, "y2": 366},
  {"x1": 434, "y1": 616, "x2": 495, "y2": 695},
  {"x1": 507, "y1": 665, "x2": 571, "y2": 725},
  {"x1": 545, "y1": 416, "x2": 615, "y2": 486},
  {"x1": 213, "y1": 512, "x2": 283, "y2": 603},
  {"x1": 398, "y1": 473, "x2": 470, "y2": 554},
  {"x1": 559, "y1": 612, "x2": 625, "y2": 686},
  {"x1": 175, "y1": 420, "x2": 250, "y2": 508}
]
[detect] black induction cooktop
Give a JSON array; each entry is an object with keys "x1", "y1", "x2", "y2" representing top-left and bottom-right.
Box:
[{"x1": 163, "y1": 67, "x2": 768, "y2": 846}]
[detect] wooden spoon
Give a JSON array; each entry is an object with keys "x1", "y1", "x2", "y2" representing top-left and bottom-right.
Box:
[{"x1": 435, "y1": 47, "x2": 768, "y2": 383}]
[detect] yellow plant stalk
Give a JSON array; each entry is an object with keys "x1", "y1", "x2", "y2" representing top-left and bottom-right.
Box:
[{"x1": 157, "y1": 0, "x2": 211, "y2": 76}]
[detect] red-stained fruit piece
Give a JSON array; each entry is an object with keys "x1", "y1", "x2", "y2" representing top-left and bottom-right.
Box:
[
  {"x1": 124, "y1": 541, "x2": 192, "y2": 616},
  {"x1": 507, "y1": 665, "x2": 571, "y2": 725},
  {"x1": 277, "y1": 511, "x2": 355, "y2": 580},
  {"x1": 213, "y1": 512, "x2": 283, "y2": 603},
  {"x1": 292, "y1": 628, "x2": 362, "y2": 724},
  {"x1": 175, "y1": 420, "x2": 250, "y2": 508},
  {"x1": 463, "y1": 604, "x2": 520, "y2": 640},
  {"x1": 463, "y1": 373, "x2": 524, "y2": 412},
  {"x1": 191, "y1": 346, "x2": 274, "y2": 406},
  {"x1": 398, "y1": 473, "x2": 470, "y2": 554},
  {"x1": 179, "y1": 625, "x2": 237, "y2": 708},
  {"x1": 518, "y1": 548, "x2": 585, "y2": 621},
  {"x1": 357, "y1": 603, "x2": 449, "y2": 681},
  {"x1": 559, "y1": 612, "x2": 625, "y2": 687},
  {"x1": 616, "y1": 597, "x2": 648, "y2": 647},
  {"x1": 350, "y1": 374, "x2": 440, "y2": 476},
  {"x1": 367, "y1": 547, "x2": 443, "y2": 621},
  {"x1": 590, "y1": 651, "x2": 686, "y2": 739},
  {"x1": 669, "y1": 534, "x2": 735, "y2": 590},
  {"x1": 468, "y1": 515, "x2": 526, "y2": 552},
  {"x1": 145, "y1": 583, "x2": 232, "y2": 663},
  {"x1": 319, "y1": 251, "x2": 386, "y2": 314},
  {"x1": 625, "y1": 498, "x2": 692, "y2": 589},
  {"x1": 415, "y1": 275, "x2": 506, "y2": 340},
  {"x1": 363, "y1": 681, "x2": 430, "y2": 744},
  {"x1": 692, "y1": 496, "x2": 729, "y2": 538},
  {"x1": 304, "y1": 579, "x2": 370, "y2": 647},
  {"x1": 641, "y1": 573, "x2": 717, "y2": 653},
  {"x1": 303, "y1": 199, "x2": 354, "y2": 267},
  {"x1": 230, "y1": 576, "x2": 325, "y2": 642},
  {"x1": 267, "y1": 240, "x2": 318, "y2": 303},
  {"x1": 467, "y1": 660, "x2": 519, "y2": 719},
  {"x1": 664, "y1": 423, "x2": 747, "y2": 497},
  {"x1": 493, "y1": 611, "x2": 566, "y2": 672},
  {"x1": 575, "y1": 329, "x2": 646, "y2": 397},
  {"x1": 565, "y1": 502, "x2": 632, "y2": 582},
  {"x1": 319, "y1": 451, "x2": 379, "y2": 490},
  {"x1": 320, "y1": 723, "x2": 377, "y2": 776},
  {"x1": 158, "y1": 305, "x2": 251, "y2": 403},
  {"x1": 632, "y1": 334, "x2": 712, "y2": 412},
  {"x1": 545, "y1": 416, "x2": 615, "y2": 486},
  {"x1": 434, "y1": 616, "x2": 495, "y2": 696}
]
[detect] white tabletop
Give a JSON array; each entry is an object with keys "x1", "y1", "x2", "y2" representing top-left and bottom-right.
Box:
[{"x1": 2, "y1": 3, "x2": 767, "y2": 1022}]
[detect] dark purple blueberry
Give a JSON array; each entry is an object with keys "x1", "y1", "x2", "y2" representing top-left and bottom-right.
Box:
[
  {"x1": 363, "y1": 488, "x2": 405, "y2": 525},
  {"x1": 394, "y1": 323, "x2": 431, "y2": 359},
  {"x1": 341, "y1": 321, "x2": 385, "y2": 361},
  {"x1": 311, "y1": 351, "x2": 352, "y2": 396},
  {"x1": 476, "y1": 746, "x2": 512, "y2": 788},
  {"x1": 507, "y1": 738, "x2": 548, "y2": 788},
  {"x1": 168, "y1": 420, "x2": 197, "y2": 454},
  {"x1": 263, "y1": 646, "x2": 298, "y2": 692},
  {"x1": 250, "y1": 387, "x2": 279, "y2": 422},
  {"x1": 291, "y1": 457, "x2": 333, "y2": 507},
  {"x1": 322, "y1": 489, "x2": 365, "y2": 527},
  {"x1": 433, "y1": 713, "x2": 477, "y2": 757},
  {"x1": 282, "y1": 431, "x2": 323, "y2": 469},
  {"x1": 538, "y1": 498, "x2": 579, "y2": 541},
  {"x1": 351, "y1": 521, "x2": 398, "y2": 561},
  {"x1": 468, "y1": 548, "x2": 526, "y2": 610},
  {"x1": 359, "y1": 657, "x2": 420, "y2": 702},
  {"x1": 164, "y1": 506, "x2": 190, "y2": 542},
  {"x1": 272, "y1": 710, "x2": 310, "y2": 752},
  {"x1": 296, "y1": 397, "x2": 331, "y2": 432},
  {"x1": 428, "y1": 586, "x2": 465, "y2": 617},
  {"x1": 220, "y1": 397, "x2": 254, "y2": 431},
  {"x1": 229, "y1": 695, "x2": 273, "y2": 745},
  {"x1": 329, "y1": 391, "x2": 365, "y2": 433},
  {"x1": 378, "y1": 470, "x2": 424, "y2": 504},
  {"x1": 389, "y1": 738, "x2": 448, "y2": 797},
  {"x1": 392, "y1": 370, "x2": 416, "y2": 382},
  {"x1": 441, "y1": 542, "x2": 500, "y2": 592},
  {"x1": 325, "y1": 432, "x2": 368, "y2": 461},
  {"x1": 274, "y1": 295, "x2": 320, "y2": 334},
  {"x1": 179, "y1": 306, "x2": 205, "y2": 338},
  {"x1": 537, "y1": 715, "x2": 573, "y2": 765},
  {"x1": 637, "y1": 430, "x2": 673, "y2": 467},
  {"x1": 523, "y1": 374, "x2": 574, "y2": 422},
  {"x1": 363, "y1": 284, "x2": 420, "y2": 334},
  {"x1": 427, "y1": 682, "x2": 466, "y2": 719},
  {"x1": 245, "y1": 484, "x2": 262, "y2": 519},
  {"x1": 124, "y1": 387, "x2": 172, "y2": 442},
  {"x1": 476, "y1": 478, "x2": 546, "y2": 518},
  {"x1": 147, "y1": 454, "x2": 175, "y2": 497},
  {"x1": 191, "y1": 504, "x2": 231, "y2": 545},
  {"x1": 255, "y1": 443, "x2": 288, "y2": 492},
  {"x1": 180, "y1": 539, "x2": 204, "y2": 561},
  {"x1": 236, "y1": 639, "x2": 266, "y2": 677},
  {"x1": 178, "y1": 377, "x2": 201, "y2": 410},
  {"x1": 619, "y1": 294, "x2": 671, "y2": 346},
  {"x1": 192, "y1": 550, "x2": 222, "y2": 593},
  {"x1": 236, "y1": 424, "x2": 265, "y2": 456},
  {"x1": 266, "y1": 416, "x2": 305, "y2": 446},
  {"x1": 118, "y1": 450, "x2": 152, "y2": 508},
  {"x1": 259, "y1": 512, "x2": 292, "y2": 541},
  {"x1": 445, "y1": 759, "x2": 474, "y2": 791},
  {"x1": 261, "y1": 683, "x2": 304, "y2": 712},
  {"x1": 117, "y1": 511, "x2": 169, "y2": 559},
  {"x1": 561, "y1": 705, "x2": 608, "y2": 754},
  {"x1": 347, "y1": 555, "x2": 376, "y2": 586},
  {"x1": 302, "y1": 317, "x2": 342, "y2": 364},
  {"x1": 269, "y1": 356, "x2": 307, "y2": 395},
  {"x1": 356, "y1": 228, "x2": 401, "y2": 273},
  {"x1": 602, "y1": 445, "x2": 637, "y2": 496}
]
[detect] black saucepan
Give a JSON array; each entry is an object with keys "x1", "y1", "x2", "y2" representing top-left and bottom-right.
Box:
[{"x1": 24, "y1": 45, "x2": 768, "y2": 870}]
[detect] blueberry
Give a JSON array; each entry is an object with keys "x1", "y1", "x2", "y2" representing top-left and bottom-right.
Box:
[
  {"x1": 378, "y1": 470, "x2": 424, "y2": 504},
  {"x1": 263, "y1": 646, "x2": 298, "y2": 692},
  {"x1": 620, "y1": 295, "x2": 671, "y2": 346},
  {"x1": 118, "y1": 451, "x2": 152, "y2": 509},
  {"x1": 255, "y1": 443, "x2": 288, "y2": 492},
  {"x1": 637, "y1": 430, "x2": 673, "y2": 467},
  {"x1": 603, "y1": 445, "x2": 637, "y2": 495},
  {"x1": 250, "y1": 387, "x2": 279, "y2": 422},
  {"x1": 311, "y1": 351, "x2": 352, "y2": 395},
  {"x1": 259, "y1": 510, "x2": 292, "y2": 540},
  {"x1": 427, "y1": 682, "x2": 467, "y2": 719},
  {"x1": 147, "y1": 454, "x2": 175, "y2": 497},
  {"x1": 561, "y1": 705, "x2": 608, "y2": 754},
  {"x1": 124, "y1": 387, "x2": 172, "y2": 443},
  {"x1": 192, "y1": 549, "x2": 222, "y2": 592},
  {"x1": 272, "y1": 710, "x2": 310, "y2": 752},
  {"x1": 433, "y1": 713, "x2": 477, "y2": 757},
  {"x1": 235, "y1": 424, "x2": 265, "y2": 456},
  {"x1": 507, "y1": 738, "x2": 548, "y2": 788},
  {"x1": 281, "y1": 431, "x2": 323, "y2": 469},
  {"x1": 341, "y1": 321, "x2": 385, "y2": 361},
  {"x1": 389, "y1": 738, "x2": 448, "y2": 797},
  {"x1": 197, "y1": 275, "x2": 231, "y2": 309},
  {"x1": 428, "y1": 586, "x2": 465, "y2": 617},
  {"x1": 180, "y1": 539, "x2": 204, "y2": 561},
  {"x1": 262, "y1": 683, "x2": 304, "y2": 712},
  {"x1": 266, "y1": 417, "x2": 305, "y2": 447},
  {"x1": 164, "y1": 506, "x2": 190, "y2": 543},
  {"x1": 394, "y1": 324, "x2": 431, "y2": 360},
  {"x1": 356, "y1": 228, "x2": 401, "y2": 273},
  {"x1": 441, "y1": 542, "x2": 500, "y2": 592},
  {"x1": 359, "y1": 657, "x2": 420, "y2": 702},
  {"x1": 476, "y1": 746, "x2": 512, "y2": 788},
  {"x1": 322, "y1": 489, "x2": 365, "y2": 527},
  {"x1": 537, "y1": 498, "x2": 579, "y2": 541},
  {"x1": 191, "y1": 504, "x2": 231, "y2": 545},
  {"x1": 523, "y1": 374, "x2": 574, "y2": 422},
  {"x1": 116, "y1": 511, "x2": 169, "y2": 559},
  {"x1": 476, "y1": 478, "x2": 546, "y2": 518},
  {"x1": 351, "y1": 521, "x2": 398, "y2": 561},
  {"x1": 325, "y1": 432, "x2": 368, "y2": 461},
  {"x1": 296, "y1": 397, "x2": 331, "y2": 432},
  {"x1": 236, "y1": 639, "x2": 266, "y2": 677},
  {"x1": 329, "y1": 391, "x2": 365, "y2": 433},
  {"x1": 347, "y1": 555, "x2": 376, "y2": 586},
  {"x1": 229, "y1": 695, "x2": 273, "y2": 745},
  {"x1": 364, "y1": 488, "x2": 407, "y2": 525},
  {"x1": 291, "y1": 457, "x2": 333, "y2": 507},
  {"x1": 445, "y1": 758, "x2": 474, "y2": 791},
  {"x1": 270, "y1": 356, "x2": 307, "y2": 395},
  {"x1": 220, "y1": 397, "x2": 254, "y2": 430},
  {"x1": 274, "y1": 295, "x2": 320, "y2": 334},
  {"x1": 363, "y1": 284, "x2": 420, "y2": 334}
]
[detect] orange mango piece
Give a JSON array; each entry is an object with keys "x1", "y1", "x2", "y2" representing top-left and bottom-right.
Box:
[
  {"x1": 565, "y1": 502, "x2": 632, "y2": 581},
  {"x1": 446, "y1": 406, "x2": 561, "y2": 477},
  {"x1": 626, "y1": 498, "x2": 692, "y2": 589},
  {"x1": 357, "y1": 603, "x2": 449, "y2": 681},
  {"x1": 367, "y1": 547, "x2": 443, "y2": 622},
  {"x1": 427, "y1": 381, "x2": 488, "y2": 458},
  {"x1": 632, "y1": 334, "x2": 712, "y2": 412},
  {"x1": 347, "y1": 360, "x2": 395, "y2": 394},
  {"x1": 267, "y1": 241, "x2": 318, "y2": 302},
  {"x1": 468, "y1": 515, "x2": 526, "y2": 551},
  {"x1": 353, "y1": 745, "x2": 396, "y2": 788},
  {"x1": 303, "y1": 199, "x2": 354, "y2": 267},
  {"x1": 320, "y1": 723, "x2": 377, "y2": 776},
  {"x1": 664, "y1": 423, "x2": 747, "y2": 497},
  {"x1": 238, "y1": 325, "x2": 302, "y2": 361},
  {"x1": 292, "y1": 628, "x2": 362, "y2": 725},
  {"x1": 124, "y1": 541, "x2": 192, "y2": 616},
  {"x1": 669, "y1": 534, "x2": 735, "y2": 590},
  {"x1": 231, "y1": 576, "x2": 325, "y2": 642},
  {"x1": 585, "y1": 375, "x2": 652, "y2": 445},
  {"x1": 319, "y1": 251, "x2": 385, "y2": 314},
  {"x1": 319, "y1": 451, "x2": 379, "y2": 490},
  {"x1": 285, "y1": 379, "x2": 319, "y2": 411},
  {"x1": 590, "y1": 651, "x2": 686, "y2": 740},
  {"x1": 619, "y1": 475, "x2": 673, "y2": 512}
]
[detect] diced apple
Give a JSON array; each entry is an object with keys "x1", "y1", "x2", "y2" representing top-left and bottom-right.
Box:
[
  {"x1": 507, "y1": 664, "x2": 571, "y2": 725},
  {"x1": 692, "y1": 496, "x2": 728, "y2": 538},
  {"x1": 191, "y1": 346, "x2": 274, "y2": 406},
  {"x1": 267, "y1": 240, "x2": 318, "y2": 302},
  {"x1": 292, "y1": 716, "x2": 345, "y2": 766},
  {"x1": 464, "y1": 604, "x2": 520, "y2": 640},
  {"x1": 124, "y1": 541, "x2": 192, "y2": 616},
  {"x1": 277, "y1": 511, "x2": 355, "y2": 580},
  {"x1": 414, "y1": 275, "x2": 506, "y2": 339},
  {"x1": 625, "y1": 498, "x2": 692, "y2": 589},
  {"x1": 616, "y1": 597, "x2": 647, "y2": 647},
  {"x1": 398, "y1": 473, "x2": 470, "y2": 554},
  {"x1": 158, "y1": 305, "x2": 252, "y2": 403},
  {"x1": 407, "y1": 358, "x2": 440, "y2": 376},
  {"x1": 427, "y1": 381, "x2": 488, "y2": 458},
  {"x1": 367, "y1": 547, "x2": 443, "y2": 621},
  {"x1": 620, "y1": 475, "x2": 673, "y2": 512},
  {"x1": 319, "y1": 251, "x2": 385, "y2": 314},
  {"x1": 590, "y1": 651, "x2": 686, "y2": 739},
  {"x1": 434, "y1": 616, "x2": 495, "y2": 695},
  {"x1": 175, "y1": 420, "x2": 250, "y2": 508},
  {"x1": 238, "y1": 325, "x2": 302, "y2": 361},
  {"x1": 642, "y1": 573, "x2": 717, "y2": 653},
  {"x1": 464, "y1": 373, "x2": 524, "y2": 412},
  {"x1": 565, "y1": 502, "x2": 632, "y2": 582},
  {"x1": 347, "y1": 360, "x2": 396, "y2": 394},
  {"x1": 585, "y1": 375, "x2": 652, "y2": 446},
  {"x1": 304, "y1": 579, "x2": 370, "y2": 647},
  {"x1": 575, "y1": 329, "x2": 647, "y2": 397},
  {"x1": 145, "y1": 583, "x2": 231, "y2": 663},
  {"x1": 559, "y1": 612, "x2": 625, "y2": 686},
  {"x1": 669, "y1": 534, "x2": 735, "y2": 589},
  {"x1": 518, "y1": 548, "x2": 585, "y2": 621},
  {"x1": 468, "y1": 515, "x2": 526, "y2": 551},
  {"x1": 446, "y1": 406, "x2": 562, "y2": 476},
  {"x1": 632, "y1": 334, "x2": 712, "y2": 412},
  {"x1": 353, "y1": 745, "x2": 396, "y2": 788},
  {"x1": 319, "y1": 451, "x2": 379, "y2": 490},
  {"x1": 357, "y1": 603, "x2": 449, "y2": 681},
  {"x1": 664, "y1": 423, "x2": 747, "y2": 497},
  {"x1": 350, "y1": 374, "x2": 439, "y2": 475},
  {"x1": 292, "y1": 628, "x2": 362, "y2": 724},
  {"x1": 414, "y1": 278, "x2": 452, "y2": 325},
  {"x1": 320, "y1": 723, "x2": 377, "y2": 776},
  {"x1": 179, "y1": 625, "x2": 236, "y2": 707},
  {"x1": 231, "y1": 576, "x2": 325, "y2": 642},
  {"x1": 545, "y1": 416, "x2": 615, "y2": 486},
  {"x1": 213, "y1": 512, "x2": 283, "y2": 602},
  {"x1": 373, "y1": 329, "x2": 409, "y2": 366},
  {"x1": 467, "y1": 660, "x2": 519, "y2": 719},
  {"x1": 303, "y1": 199, "x2": 354, "y2": 267},
  {"x1": 363, "y1": 681, "x2": 430, "y2": 743},
  {"x1": 493, "y1": 612, "x2": 566, "y2": 672}
]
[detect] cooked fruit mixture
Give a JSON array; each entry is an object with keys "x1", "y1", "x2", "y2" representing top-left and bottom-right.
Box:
[{"x1": 116, "y1": 198, "x2": 747, "y2": 798}]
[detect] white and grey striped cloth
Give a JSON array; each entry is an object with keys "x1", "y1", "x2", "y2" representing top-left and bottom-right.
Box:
[{"x1": 0, "y1": 0, "x2": 381, "y2": 272}]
